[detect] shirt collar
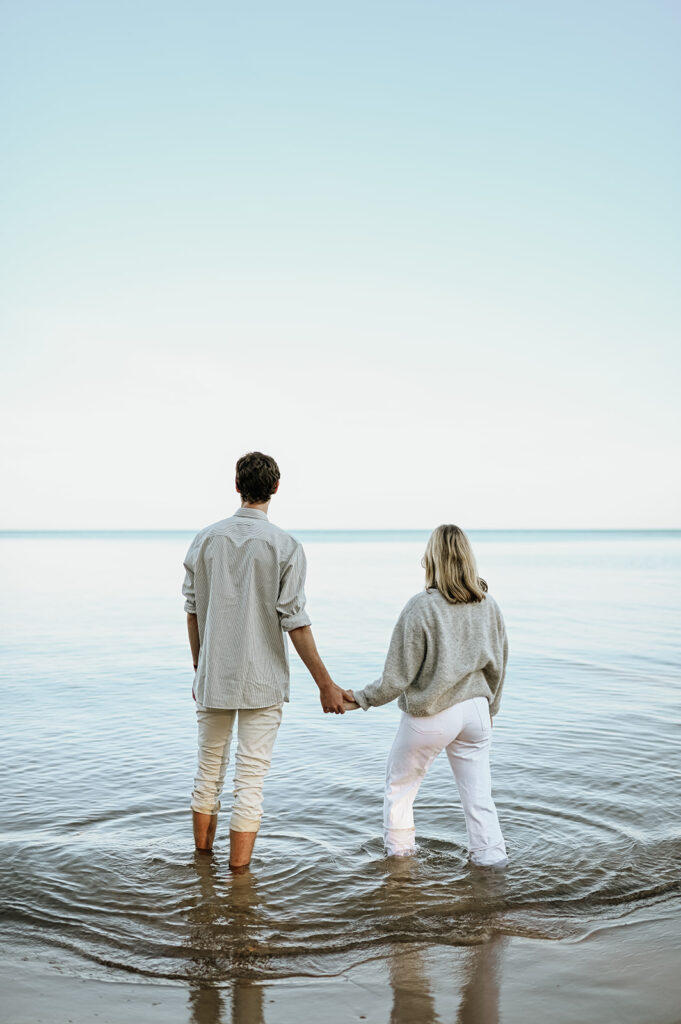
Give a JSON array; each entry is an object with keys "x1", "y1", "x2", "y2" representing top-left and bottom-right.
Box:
[{"x1": 234, "y1": 507, "x2": 268, "y2": 520}]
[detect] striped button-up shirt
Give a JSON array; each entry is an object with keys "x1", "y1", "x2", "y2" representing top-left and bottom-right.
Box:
[{"x1": 182, "y1": 508, "x2": 311, "y2": 709}]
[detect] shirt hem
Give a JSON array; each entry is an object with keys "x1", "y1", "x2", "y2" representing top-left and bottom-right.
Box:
[{"x1": 196, "y1": 698, "x2": 287, "y2": 711}]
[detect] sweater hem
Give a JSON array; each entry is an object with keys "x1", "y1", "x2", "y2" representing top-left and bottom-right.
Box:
[{"x1": 398, "y1": 686, "x2": 492, "y2": 718}]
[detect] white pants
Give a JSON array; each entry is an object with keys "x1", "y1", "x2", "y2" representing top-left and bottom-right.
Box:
[
  {"x1": 191, "y1": 704, "x2": 283, "y2": 832},
  {"x1": 384, "y1": 697, "x2": 508, "y2": 866}
]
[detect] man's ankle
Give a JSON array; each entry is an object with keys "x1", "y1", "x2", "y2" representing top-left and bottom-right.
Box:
[
  {"x1": 193, "y1": 810, "x2": 218, "y2": 851},
  {"x1": 229, "y1": 828, "x2": 258, "y2": 868}
]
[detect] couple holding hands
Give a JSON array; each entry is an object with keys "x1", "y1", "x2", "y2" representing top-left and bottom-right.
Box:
[{"x1": 183, "y1": 452, "x2": 508, "y2": 872}]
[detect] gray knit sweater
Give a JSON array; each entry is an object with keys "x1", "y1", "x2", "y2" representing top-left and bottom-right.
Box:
[{"x1": 353, "y1": 589, "x2": 508, "y2": 717}]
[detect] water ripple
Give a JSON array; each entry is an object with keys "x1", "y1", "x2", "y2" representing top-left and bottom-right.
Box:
[{"x1": 1, "y1": 531, "x2": 680, "y2": 981}]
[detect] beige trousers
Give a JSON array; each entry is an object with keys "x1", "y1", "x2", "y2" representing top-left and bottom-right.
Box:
[{"x1": 191, "y1": 703, "x2": 283, "y2": 831}]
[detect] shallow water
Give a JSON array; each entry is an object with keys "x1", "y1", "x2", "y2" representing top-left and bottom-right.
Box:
[{"x1": 1, "y1": 530, "x2": 679, "y2": 983}]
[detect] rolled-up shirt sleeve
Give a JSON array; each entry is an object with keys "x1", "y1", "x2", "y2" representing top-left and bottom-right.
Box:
[
  {"x1": 182, "y1": 543, "x2": 197, "y2": 615},
  {"x1": 276, "y1": 544, "x2": 312, "y2": 632}
]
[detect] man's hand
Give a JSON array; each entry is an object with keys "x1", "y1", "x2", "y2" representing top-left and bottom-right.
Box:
[{"x1": 318, "y1": 681, "x2": 355, "y2": 714}]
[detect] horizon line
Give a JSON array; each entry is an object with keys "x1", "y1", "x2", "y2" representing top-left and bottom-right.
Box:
[{"x1": 1, "y1": 527, "x2": 680, "y2": 535}]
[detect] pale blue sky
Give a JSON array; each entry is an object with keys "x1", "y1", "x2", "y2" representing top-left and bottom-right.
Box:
[{"x1": 1, "y1": 1, "x2": 679, "y2": 528}]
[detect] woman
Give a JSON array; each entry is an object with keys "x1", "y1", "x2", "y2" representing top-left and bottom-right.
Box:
[{"x1": 347, "y1": 525, "x2": 508, "y2": 867}]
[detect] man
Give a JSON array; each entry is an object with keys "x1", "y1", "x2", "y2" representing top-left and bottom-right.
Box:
[{"x1": 182, "y1": 451, "x2": 351, "y2": 869}]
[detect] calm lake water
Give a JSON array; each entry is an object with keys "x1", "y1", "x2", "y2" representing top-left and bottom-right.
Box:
[{"x1": 1, "y1": 530, "x2": 679, "y2": 985}]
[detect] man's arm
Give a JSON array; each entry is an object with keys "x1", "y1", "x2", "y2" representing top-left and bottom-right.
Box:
[
  {"x1": 187, "y1": 613, "x2": 200, "y2": 668},
  {"x1": 288, "y1": 625, "x2": 353, "y2": 715}
]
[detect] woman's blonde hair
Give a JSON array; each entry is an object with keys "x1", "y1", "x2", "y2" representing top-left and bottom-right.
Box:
[{"x1": 422, "y1": 524, "x2": 488, "y2": 604}]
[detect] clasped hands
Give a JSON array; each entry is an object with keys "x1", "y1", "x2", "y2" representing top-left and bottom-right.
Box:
[{"x1": 318, "y1": 681, "x2": 360, "y2": 715}]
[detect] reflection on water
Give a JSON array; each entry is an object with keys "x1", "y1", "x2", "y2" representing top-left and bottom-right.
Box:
[
  {"x1": 385, "y1": 856, "x2": 507, "y2": 1024},
  {"x1": 188, "y1": 986, "x2": 225, "y2": 1024},
  {"x1": 187, "y1": 856, "x2": 265, "y2": 1024},
  {"x1": 386, "y1": 937, "x2": 506, "y2": 1024},
  {"x1": 1, "y1": 532, "x2": 680, "y2": 985},
  {"x1": 456, "y1": 937, "x2": 506, "y2": 1024},
  {"x1": 389, "y1": 945, "x2": 436, "y2": 1024},
  {"x1": 185, "y1": 853, "x2": 509, "y2": 1024}
]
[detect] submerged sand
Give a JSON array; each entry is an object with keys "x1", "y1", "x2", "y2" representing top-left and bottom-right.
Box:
[{"x1": 2, "y1": 905, "x2": 678, "y2": 1024}]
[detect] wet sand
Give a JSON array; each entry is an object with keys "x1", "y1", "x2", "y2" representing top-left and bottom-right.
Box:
[{"x1": 2, "y1": 904, "x2": 678, "y2": 1024}]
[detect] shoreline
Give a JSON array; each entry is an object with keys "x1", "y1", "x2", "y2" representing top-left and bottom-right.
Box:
[{"x1": 2, "y1": 905, "x2": 679, "y2": 1024}]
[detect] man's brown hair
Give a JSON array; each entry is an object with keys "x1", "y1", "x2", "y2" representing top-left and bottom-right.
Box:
[{"x1": 235, "y1": 452, "x2": 281, "y2": 504}]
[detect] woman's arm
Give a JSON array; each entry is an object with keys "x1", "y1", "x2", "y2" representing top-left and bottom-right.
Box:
[{"x1": 352, "y1": 601, "x2": 426, "y2": 710}]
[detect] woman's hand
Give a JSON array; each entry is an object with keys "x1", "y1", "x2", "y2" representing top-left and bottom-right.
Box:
[{"x1": 343, "y1": 689, "x2": 360, "y2": 711}]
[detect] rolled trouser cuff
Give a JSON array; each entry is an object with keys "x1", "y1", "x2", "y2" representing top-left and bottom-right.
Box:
[
  {"x1": 384, "y1": 826, "x2": 416, "y2": 856},
  {"x1": 191, "y1": 795, "x2": 221, "y2": 815},
  {"x1": 230, "y1": 815, "x2": 261, "y2": 833},
  {"x1": 469, "y1": 840, "x2": 508, "y2": 867}
]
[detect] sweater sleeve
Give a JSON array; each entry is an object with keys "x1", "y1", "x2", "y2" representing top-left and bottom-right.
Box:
[
  {"x1": 354, "y1": 601, "x2": 426, "y2": 710},
  {"x1": 484, "y1": 604, "x2": 509, "y2": 717}
]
